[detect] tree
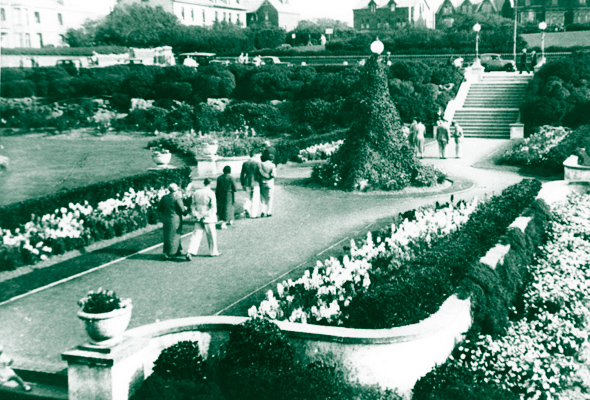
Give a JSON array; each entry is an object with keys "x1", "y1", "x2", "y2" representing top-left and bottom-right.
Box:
[
  {"x1": 94, "y1": 4, "x2": 180, "y2": 47},
  {"x1": 314, "y1": 55, "x2": 420, "y2": 190},
  {"x1": 62, "y1": 20, "x2": 100, "y2": 47}
]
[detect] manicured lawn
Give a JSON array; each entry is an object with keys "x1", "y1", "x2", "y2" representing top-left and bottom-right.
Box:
[{"x1": 0, "y1": 132, "x2": 184, "y2": 206}]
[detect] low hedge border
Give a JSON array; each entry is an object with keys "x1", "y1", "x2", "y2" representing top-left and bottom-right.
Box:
[
  {"x1": 345, "y1": 179, "x2": 543, "y2": 332},
  {"x1": 0, "y1": 167, "x2": 191, "y2": 231}
]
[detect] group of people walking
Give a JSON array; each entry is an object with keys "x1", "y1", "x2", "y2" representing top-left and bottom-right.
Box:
[
  {"x1": 157, "y1": 143, "x2": 277, "y2": 261},
  {"x1": 407, "y1": 119, "x2": 463, "y2": 159}
]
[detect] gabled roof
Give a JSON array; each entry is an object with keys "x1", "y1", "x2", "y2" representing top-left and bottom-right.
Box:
[
  {"x1": 243, "y1": 0, "x2": 299, "y2": 14},
  {"x1": 474, "y1": 0, "x2": 498, "y2": 12},
  {"x1": 353, "y1": 0, "x2": 424, "y2": 10}
]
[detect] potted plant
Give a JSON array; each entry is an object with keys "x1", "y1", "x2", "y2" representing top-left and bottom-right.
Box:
[
  {"x1": 150, "y1": 144, "x2": 172, "y2": 167},
  {"x1": 77, "y1": 288, "x2": 133, "y2": 343}
]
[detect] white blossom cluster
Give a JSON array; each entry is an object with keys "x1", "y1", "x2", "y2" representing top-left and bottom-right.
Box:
[
  {"x1": 298, "y1": 140, "x2": 344, "y2": 162},
  {"x1": 249, "y1": 199, "x2": 478, "y2": 326},
  {"x1": 503, "y1": 125, "x2": 571, "y2": 165},
  {"x1": 1, "y1": 187, "x2": 167, "y2": 265},
  {"x1": 449, "y1": 192, "x2": 590, "y2": 399}
]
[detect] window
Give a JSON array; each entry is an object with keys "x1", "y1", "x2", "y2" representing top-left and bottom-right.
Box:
[
  {"x1": 181, "y1": 7, "x2": 185, "y2": 19},
  {"x1": 237, "y1": 13, "x2": 241, "y2": 25},
  {"x1": 264, "y1": 11, "x2": 268, "y2": 20},
  {"x1": 370, "y1": 4, "x2": 376, "y2": 12},
  {"x1": 25, "y1": 33, "x2": 30, "y2": 47},
  {"x1": 391, "y1": 4, "x2": 395, "y2": 11},
  {"x1": 1, "y1": 8, "x2": 4, "y2": 21},
  {"x1": 58, "y1": 13, "x2": 63, "y2": 25},
  {"x1": 215, "y1": 11, "x2": 218, "y2": 20},
  {"x1": 443, "y1": 6, "x2": 452, "y2": 14},
  {"x1": 37, "y1": 33, "x2": 43, "y2": 47},
  {"x1": 1, "y1": 32, "x2": 7, "y2": 46},
  {"x1": 35, "y1": 11, "x2": 40, "y2": 23},
  {"x1": 552, "y1": 0, "x2": 557, "y2": 5},
  {"x1": 581, "y1": 0, "x2": 587, "y2": 5},
  {"x1": 223, "y1": 12, "x2": 226, "y2": 21},
  {"x1": 229, "y1": 13, "x2": 232, "y2": 22},
  {"x1": 191, "y1": 9, "x2": 194, "y2": 21}
]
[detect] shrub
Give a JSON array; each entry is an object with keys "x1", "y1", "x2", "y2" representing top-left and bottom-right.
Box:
[
  {"x1": 1, "y1": 80, "x2": 36, "y2": 98},
  {"x1": 152, "y1": 341, "x2": 206, "y2": 382},
  {"x1": 125, "y1": 106, "x2": 169, "y2": 132}
]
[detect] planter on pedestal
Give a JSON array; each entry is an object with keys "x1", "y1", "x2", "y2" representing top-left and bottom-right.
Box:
[
  {"x1": 152, "y1": 151, "x2": 172, "y2": 168},
  {"x1": 78, "y1": 302, "x2": 133, "y2": 343},
  {"x1": 195, "y1": 142, "x2": 219, "y2": 177},
  {"x1": 564, "y1": 149, "x2": 590, "y2": 182}
]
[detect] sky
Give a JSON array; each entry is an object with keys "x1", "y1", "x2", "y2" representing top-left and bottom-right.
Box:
[{"x1": 294, "y1": 0, "x2": 359, "y2": 26}]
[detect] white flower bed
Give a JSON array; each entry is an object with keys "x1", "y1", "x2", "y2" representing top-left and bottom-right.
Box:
[
  {"x1": 449, "y1": 193, "x2": 590, "y2": 399},
  {"x1": 1, "y1": 187, "x2": 167, "y2": 265},
  {"x1": 297, "y1": 140, "x2": 343, "y2": 162},
  {"x1": 249, "y1": 199, "x2": 478, "y2": 326}
]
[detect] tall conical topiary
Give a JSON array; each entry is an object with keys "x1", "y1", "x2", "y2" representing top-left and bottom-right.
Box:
[{"x1": 316, "y1": 55, "x2": 421, "y2": 191}]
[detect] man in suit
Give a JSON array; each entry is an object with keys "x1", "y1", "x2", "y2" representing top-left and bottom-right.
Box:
[
  {"x1": 186, "y1": 178, "x2": 219, "y2": 260},
  {"x1": 262, "y1": 140, "x2": 277, "y2": 163},
  {"x1": 436, "y1": 119, "x2": 450, "y2": 159},
  {"x1": 240, "y1": 150, "x2": 261, "y2": 218},
  {"x1": 157, "y1": 183, "x2": 186, "y2": 260}
]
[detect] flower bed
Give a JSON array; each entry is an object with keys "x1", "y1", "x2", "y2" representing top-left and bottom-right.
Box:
[
  {"x1": 414, "y1": 191, "x2": 590, "y2": 400},
  {"x1": 250, "y1": 179, "x2": 543, "y2": 331},
  {"x1": 499, "y1": 126, "x2": 571, "y2": 166},
  {"x1": 0, "y1": 168, "x2": 191, "y2": 271},
  {"x1": 249, "y1": 199, "x2": 478, "y2": 326},
  {"x1": 297, "y1": 140, "x2": 343, "y2": 162}
]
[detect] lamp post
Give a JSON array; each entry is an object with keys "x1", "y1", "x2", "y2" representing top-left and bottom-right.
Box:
[
  {"x1": 370, "y1": 38, "x2": 384, "y2": 55},
  {"x1": 292, "y1": 33, "x2": 296, "y2": 46},
  {"x1": 513, "y1": 0, "x2": 518, "y2": 63},
  {"x1": 473, "y1": 23, "x2": 481, "y2": 67},
  {"x1": 539, "y1": 21, "x2": 547, "y2": 64}
]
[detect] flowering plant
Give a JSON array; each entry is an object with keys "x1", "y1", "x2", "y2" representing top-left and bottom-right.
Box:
[
  {"x1": 249, "y1": 199, "x2": 478, "y2": 325},
  {"x1": 78, "y1": 287, "x2": 131, "y2": 314},
  {"x1": 298, "y1": 140, "x2": 343, "y2": 162},
  {"x1": 500, "y1": 125, "x2": 571, "y2": 166},
  {"x1": 150, "y1": 144, "x2": 170, "y2": 154}
]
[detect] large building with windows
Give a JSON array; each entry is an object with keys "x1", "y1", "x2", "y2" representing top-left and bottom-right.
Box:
[
  {"x1": 0, "y1": 0, "x2": 116, "y2": 48},
  {"x1": 353, "y1": 0, "x2": 436, "y2": 31},
  {"x1": 243, "y1": 0, "x2": 300, "y2": 31},
  {"x1": 118, "y1": 0, "x2": 248, "y2": 27}
]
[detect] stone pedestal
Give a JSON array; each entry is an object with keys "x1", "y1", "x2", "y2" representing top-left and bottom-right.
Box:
[
  {"x1": 195, "y1": 155, "x2": 218, "y2": 177},
  {"x1": 510, "y1": 123, "x2": 524, "y2": 139},
  {"x1": 564, "y1": 155, "x2": 590, "y2": 181}
]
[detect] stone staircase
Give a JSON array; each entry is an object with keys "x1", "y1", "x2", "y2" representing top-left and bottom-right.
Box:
[{"x1": 453, "y1": 73, "x2": 532, "y2": 138}]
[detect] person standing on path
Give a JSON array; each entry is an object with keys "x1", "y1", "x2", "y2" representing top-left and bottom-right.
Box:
[
  {"x1": 240, "y1": 150, "x2": 261, "y2": 218},
  {"x1": 157, "y1": 183, "x2": 186, "y2": 260},
  {"x1": 415, "y1": 120, "x2": 426, "y2": 158},
  {"x1": 408, "y1": 120, "x2": 418, "y2": 155},
  {"x1": 262, "y1": 140, "x2": 277, "y2": 164},
  {"x1": 0, "y1": 345, "x2": 32, "y2": 392},
  {"x1": 216, "y1": 165, "x2": 237, "y2": 229},
  {"x1": 531, "y1": 50, "x2": 538, "y2": 70},
  {"x1": 436, "y1": 120, "x2": 450, "y2": 159},
  {"x1": 259, "y1": 153, "x2": 277, "y2": 217},
  {"x1": 518, "y1": 48, "x2": 529, "y2": 74},
  {"x1": 451, "y1": 121, "x2": 463, "y2": 158},
  {"x1": 186, "y1": 178, "x2": 219, "y2": 259}
]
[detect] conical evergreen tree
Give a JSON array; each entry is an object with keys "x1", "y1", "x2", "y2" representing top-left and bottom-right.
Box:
[{"x1": 324, "y1": 55, "x2": 420, "y2": 191}]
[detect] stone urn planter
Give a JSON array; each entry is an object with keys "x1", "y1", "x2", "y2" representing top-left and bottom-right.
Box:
[
  {"x1": 564, "y1": 148, "x2": 590, "y2": 182},
  {"x1": 77, "y1": 288, "x2": 133, "y2": 343},
  {"x1": 201, "y1": 142, "x2": 219, "y2": 157},
  {"x1": 152, "y1": 151, "x2": 172, "y2": 167}
]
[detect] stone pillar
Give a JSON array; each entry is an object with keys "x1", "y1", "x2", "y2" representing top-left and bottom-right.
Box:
[
  {"x1": 62, "y1": 339, "x2": 149, "y2": 400},
  {"x1": 510, "y1": 123, "x2": 524, "y2": 139},
  {"x1": 195, "y1": 155, "x2": 218, "y2": 177}
]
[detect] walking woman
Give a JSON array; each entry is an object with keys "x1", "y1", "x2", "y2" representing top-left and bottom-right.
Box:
[
  {"x1": 157, "y1": 183, "x2": 186, "y2": 260},
  {"x1": 216, "y1": 165, "x2": 237, "y2": 229}
]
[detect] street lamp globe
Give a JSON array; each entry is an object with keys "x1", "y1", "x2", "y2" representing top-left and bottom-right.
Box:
[
  {"x1": 472, "y1": 23, "x2": 482, "y2": 67},
  {"x1": 473, "y1": 23, "x2": 481, "y2": 32},
  {"x1": 539, "y1": 21, "x2": 547, "y2": 30},
  {"x1": 370, "y1": 39, "x2": 384, "y2": 55}
]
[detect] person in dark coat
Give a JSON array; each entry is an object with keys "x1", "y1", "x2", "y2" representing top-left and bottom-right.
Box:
[
  {"x1": 216, "y1": 165, "x2": 237, "y2": 229},
  {"x1": 518, "y1": 48, "x2": 529, "y2": 74},
  {"x1": 157, "y1": 183, "x2": 186, "y2": 260},
  {"x1": 240, "y1": 150, "x2": 261, "y2": 218},
  {"x1": 531, "y1": 50, "x2": 538, "y2": 69}
]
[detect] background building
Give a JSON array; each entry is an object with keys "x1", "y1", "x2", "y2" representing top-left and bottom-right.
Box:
[
  {"x1": 118, "y1": 0, "x2": 247, "y2": 27},
  {"x1": 0, "y1": 0, "x2": 116, "y2": 48},
  {"x1": 244, "y1": 0, "x2": 300, "y2": 31},
  {"x1": 353, "y1": 0, "x2": 436, "y2": 30}
]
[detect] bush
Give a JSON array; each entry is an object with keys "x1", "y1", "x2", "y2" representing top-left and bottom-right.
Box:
[
  {"x1": 125, "y1": 106, "x2": 169, "y2": 132},
  {"x1": 0, "y1": 167, "x2": 191, "y2": 231},
  {"x1": 1, "y1": 80, "x2": 36, "y2": 98},
  {"x1": 153, "y1": 341, "x2": 206, "y2": 382}
]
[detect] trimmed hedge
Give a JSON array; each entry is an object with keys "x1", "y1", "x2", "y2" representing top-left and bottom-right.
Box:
[
  {"x1": 345, "y1": 179, "x2": 543, "y2": 332},
  {"x1": 2, "y1": 46, "x2": 129, "y2": 56},
  {"x1": 413, "y1": 198, "x2": 551, "y2": 399},
  {"x1": 0, "y1": 167, "x2": 191, "y2": 231}
]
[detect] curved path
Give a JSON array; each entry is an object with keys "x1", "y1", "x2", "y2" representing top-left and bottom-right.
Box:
[{"x1": 0, "y1": 138, "x2": 536, "y2": 374}]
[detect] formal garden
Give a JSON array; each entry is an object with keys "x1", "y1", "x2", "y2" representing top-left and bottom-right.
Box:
[{"x1": 2, "y1": 34, "x2": 590, "y2": 399}]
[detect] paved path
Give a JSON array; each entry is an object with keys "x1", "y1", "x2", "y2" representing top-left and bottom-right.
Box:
[{"x1": 0, "y1": 138, "x2": 536, "y2": 374}]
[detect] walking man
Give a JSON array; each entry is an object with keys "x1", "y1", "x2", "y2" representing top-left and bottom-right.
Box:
[
  {"x1": 519, "y1": 48, "x2": 529, "y2": 74},
  {"x1": 186, "y1": 179, "x2": 219, "y2": 259},
  {"x1": 451, "y1": 121, "x2": 463, "y2": 158},
  {"x1": 436, "y1": 120, "x2": 450, "y2": 159},
  {"x1": 157, "y1": 183, "x2": 186, "y2": 260},
  {"x1": 408, "y1": 120, "x2": 418, "y2": 154},
  {"x1": 415, "y1": 120, "x2": 426, "y2": 158},
  {"x1": 240, "y1": 150, "x2": 261, "y2": 218},
  {"x1": 259, "y1": 153, "x2": 277, "y2": 217}
]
